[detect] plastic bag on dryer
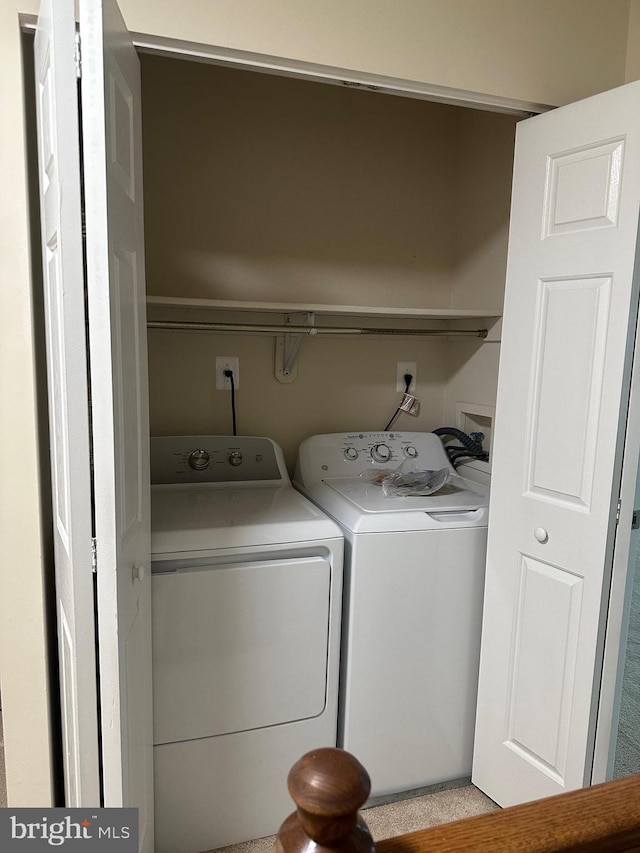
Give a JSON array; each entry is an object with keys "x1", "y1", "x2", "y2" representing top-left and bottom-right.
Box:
[
  {"x1": 359, "y1": 468, "x2": 394, "y2": 485},
  {"x1": 360, "y1": 458, "x2": 450, "y2": 497}
]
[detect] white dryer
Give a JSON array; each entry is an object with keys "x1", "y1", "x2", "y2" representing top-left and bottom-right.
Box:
[
  {"x1": 294, "y1": 431, "x2": 489, "y2": 797},
  {"x1": 150, "y1": 436, "x2": 343, "y2": 853}
]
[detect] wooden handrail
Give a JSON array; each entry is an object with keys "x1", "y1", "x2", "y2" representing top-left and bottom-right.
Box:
[
  {"x1": 377, "y1": 773, "x2": 640, "y2": 853},
  {"x1": 276, "y1": 749, "x2": 640, "y2": 853}
]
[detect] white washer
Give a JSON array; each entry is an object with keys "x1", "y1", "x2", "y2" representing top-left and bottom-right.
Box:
[
  {"x1": 294, "y1": 431, "x2": 489, "y2": 797},
  {"x1": 151, "y1": 436, "x2": 343, "y2": 853}
]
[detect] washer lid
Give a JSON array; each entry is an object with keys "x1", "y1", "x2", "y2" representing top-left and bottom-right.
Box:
[
  {"x1": 151, "y1": 483, "x2": 342, "y2": 555},
  {"x1": 324, "y1": 475, "x2": 488, "y2": 513}
]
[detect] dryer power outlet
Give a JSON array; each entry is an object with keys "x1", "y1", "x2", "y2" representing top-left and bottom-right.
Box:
[{"x1": 216, "y1": 357, "x2": 240, "y2": 390}]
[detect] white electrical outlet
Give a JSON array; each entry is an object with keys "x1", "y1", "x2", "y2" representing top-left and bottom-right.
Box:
[
  {"x1": 216, "y1": 356, "x2": 240, "y2": 390},
  {"x1": 396, "y1": 362, "x2": 416, "y2": 392}
]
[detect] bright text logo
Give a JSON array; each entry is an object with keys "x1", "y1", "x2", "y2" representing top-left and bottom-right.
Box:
[{"x1": 0, "y1": 809, "x2": 138, "y2": 850}]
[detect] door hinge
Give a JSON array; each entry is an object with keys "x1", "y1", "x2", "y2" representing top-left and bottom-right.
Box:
[
  {"x1": 633, "y1": 509, "x2": 640, "y2": 530},
  {"x1": 74, "y1": 32, "x2": 82, "y2": 79},
  {"x1": 91, "y1": 537, "x2": 97, "y2": 573},
  {"x1": 616, "y1": 498, "x2": 622, "y2": 524}
]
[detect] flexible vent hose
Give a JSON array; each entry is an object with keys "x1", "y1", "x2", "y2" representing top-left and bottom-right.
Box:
[
  {"x1": 433, "y1": 427, "x2": 484, "y2": 454},
  {"x1": 432, "y1": 427, "x2": 488, "y2": 467}
]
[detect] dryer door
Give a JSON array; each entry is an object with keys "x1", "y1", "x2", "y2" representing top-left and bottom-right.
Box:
[{"x1": 152, "y1": 555, "x2": 331, "y2": 744}]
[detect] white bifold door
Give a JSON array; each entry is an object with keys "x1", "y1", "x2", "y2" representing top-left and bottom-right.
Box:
[
  {"x1": 33, "y1": 0, "x2": 153, "y2": 849},
  {"x1": 33, "y1": 0, "x2": 101, "y2": 808},
  {"x1": 473, "y1": 80, "x2": 640, "y2": 805}
]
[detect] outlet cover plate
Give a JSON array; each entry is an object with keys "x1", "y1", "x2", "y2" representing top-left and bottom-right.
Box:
[
  {"x1": 216, "y1": 356, "x2": 240, "y2": 390},
  {"x1": 396, "y1": 362, "x2": 416, "y2": 392}
]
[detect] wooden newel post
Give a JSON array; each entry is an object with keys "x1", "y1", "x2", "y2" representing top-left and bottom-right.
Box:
[{"x1": 275, "y1": 748, "x2": 376, "y2": 853}]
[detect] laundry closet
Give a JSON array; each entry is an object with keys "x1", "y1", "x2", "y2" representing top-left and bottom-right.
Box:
[
  {"x1": 130, "y1": 48, "x2": 640, "y2": 850},
  {"x1": 136, "y1": 50, "x2": 640, "y2": 829},
  {"x1": 27, "y1": 5, "x2": 640, "y2": 851},
  {"x1": 131, "y1": 51, "x2": 521, "y2": 853},
  {"x1": 140, "y1": 53, "x2": 518, "y2": 462}
]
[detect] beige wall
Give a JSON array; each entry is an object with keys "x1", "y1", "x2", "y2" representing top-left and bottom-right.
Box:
[
  {"x1": 142, "y1": 54, "x2": 458, "y2": 308},
  {"x1": 143, "y1": 56, "x2": 516, "y2": 468},
  {"x1": 124, "y1": 0, "x2": 631, "y2": 108},
  {"x1": 149, "y1": 332, "x2": 447, "y2": 472},
  {"x1": 1, "y1": 0, "x2": 635, "y2": 809},
  {"x1": 626, "y1": 0, "x2": 640, "y2": 81},
  {"x1": 451, "y1": 109, "x2": 517, "y2": 313},
  {"x1": 10, "y1": 0, "x2": 634, "y2": 106},
  {"x1": 142, "y1": 56, "x2": 515, "y2": 468},
  {"x1": 442, "y1": 109, "x2": 517, "y2": 441},
  {"x1": 441, "y1": 322, "x2": 502, "y2": 438}
]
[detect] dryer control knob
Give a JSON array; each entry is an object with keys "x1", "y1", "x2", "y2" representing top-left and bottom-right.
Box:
[
  {"x1": 371, "y1": 443, "x2": 391, "y2": 463},
  {"x1": 404, "y1": 445, "x2": 418, "y2": 458},
  {"x1": 188, "y1": 449, "x2": 210, "y2": 470},
  {"x1": 344, "y1": 447, "x2": 359, "y2": 461},
  {"x1": 228, "y1": 451, "x2": 243, "y2": 466}
]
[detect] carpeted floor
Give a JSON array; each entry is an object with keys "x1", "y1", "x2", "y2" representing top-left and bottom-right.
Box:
[{"x1": 201, "y1": 783, "x2": 498, "y2": 853}]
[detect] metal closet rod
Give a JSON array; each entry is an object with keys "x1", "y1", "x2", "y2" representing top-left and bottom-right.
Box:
[{"x1": 147, "y1": 320, "x2": 488, "y2": 338}]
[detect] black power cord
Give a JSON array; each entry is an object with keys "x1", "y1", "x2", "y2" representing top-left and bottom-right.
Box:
[
  {"x1": 223, "y1": 369, "x2": 237, "y2": 436},
  {"x1": 384, "y1": 373, "x2": 413, "y2": 431}
]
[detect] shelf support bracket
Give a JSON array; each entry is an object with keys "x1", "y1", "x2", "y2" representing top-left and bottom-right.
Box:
[{"x1": 274, "y1": 313, "x2": 314, "y2": 383}]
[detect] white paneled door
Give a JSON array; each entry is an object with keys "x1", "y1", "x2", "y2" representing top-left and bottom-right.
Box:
[
  {"x1": 33, "y1": 0, "x2": 100, "y2": 808},
  {"x1": 79, "y1": 0, "x2": 153, "y2": 843},
  {"x1": 35, "y1": 0, "x2": 153, "y2": 847},
  {"x1": 79, "y1": 0, "x2": 153, "y2": 847},
  {"x1": 473, "y1": 81, "x2": 640, "y2": 806}
]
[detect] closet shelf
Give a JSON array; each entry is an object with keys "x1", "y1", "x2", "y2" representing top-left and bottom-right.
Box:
[
  {"x1": 146, "y1": 296, "x2": 501, "y2": 382},
  {"x1": 146, "y1": 295, "x2": 502, "y2": 322}
]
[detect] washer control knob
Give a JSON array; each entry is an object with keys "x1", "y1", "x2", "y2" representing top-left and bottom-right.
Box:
[
  {"x1": 228, "y1": 451, "x2": 243, "y2": 466},
  {"x1": 344, "y1": 447, "x2": 359, "y2": 461},
  {"x1": 188, "y1": 449, "x2": 210, "y2": 470},
  {"x1": 371, "y1": 443, "x2": 391, "y2": 463},
  {"x1": 404, "y1": 445, "x2": 418, "y2": 459}
]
